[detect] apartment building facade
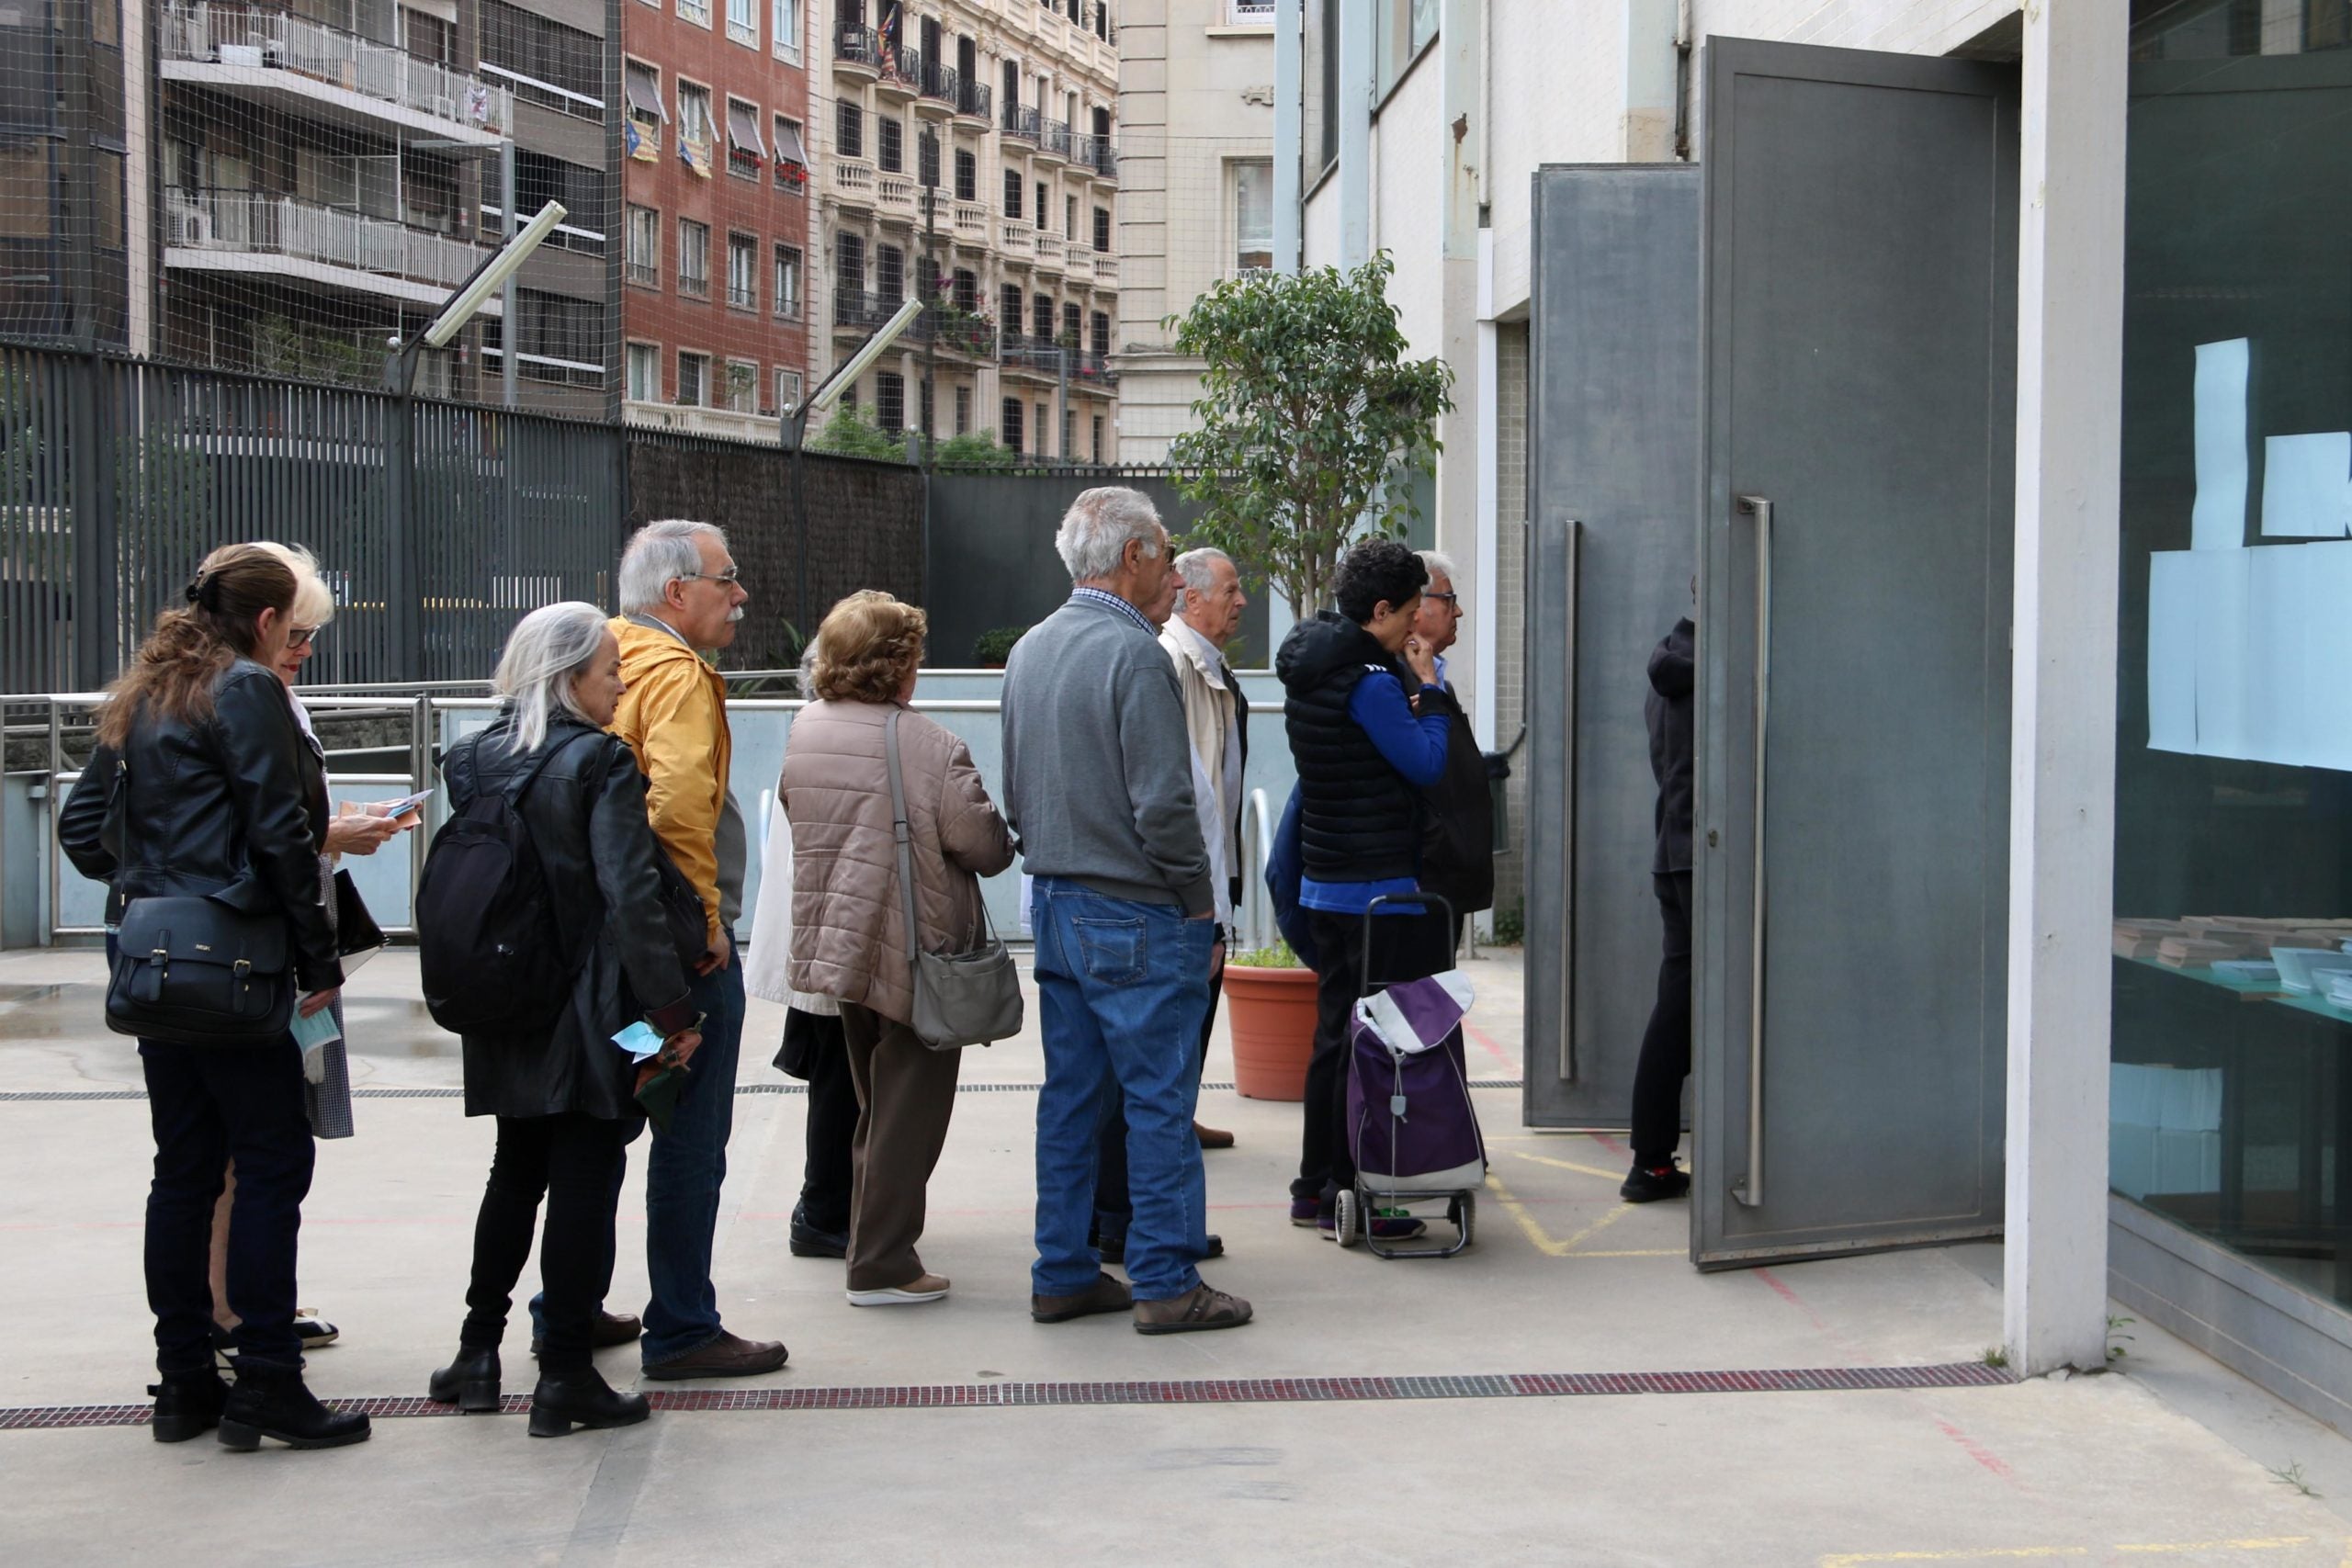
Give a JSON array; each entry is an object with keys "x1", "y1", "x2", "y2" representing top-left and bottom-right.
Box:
[
  {"x1": 149, "y1": 0, "x2": 614, "y2": 414},
  {"x1": 617, "y1": 0, "x2": 815, "y2": 439},
  {"x1": 1112, "y1": 0, "x2": 1272, "y2": 462},
  {"x1": 812, "y1": 0, "x2": 1120, "y2": 461}
]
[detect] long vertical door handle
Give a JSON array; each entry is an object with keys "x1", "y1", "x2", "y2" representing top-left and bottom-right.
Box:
[
  {"x1": 1558, "y1": 518, "x2": 1582, "y2": 1082},
  {"x1": 1734, "y1": 495, "x2": 1771, "y2": 1208}
]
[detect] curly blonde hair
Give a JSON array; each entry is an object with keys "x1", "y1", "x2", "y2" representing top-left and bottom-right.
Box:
[{"x1": 811, "y1": 591, "x2": 926, "y2": 704}]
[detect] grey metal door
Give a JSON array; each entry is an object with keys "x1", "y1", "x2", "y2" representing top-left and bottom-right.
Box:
[
  {"x1": 1523, "y1": 165, "x2": 1702, "y2": 1129},
  {"x1": 1693, "y1": 39, "x2": 2017, "y2": 1268}
]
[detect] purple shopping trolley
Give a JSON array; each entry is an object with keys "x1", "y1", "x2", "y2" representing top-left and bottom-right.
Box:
[{"x1": 1338, "y1": 896, "x2": 1486, "y2": 1258}]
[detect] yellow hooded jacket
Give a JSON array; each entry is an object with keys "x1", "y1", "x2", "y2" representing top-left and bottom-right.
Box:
[{"x1": 608, "y1": 615, "x2": 732, "y2": 949}]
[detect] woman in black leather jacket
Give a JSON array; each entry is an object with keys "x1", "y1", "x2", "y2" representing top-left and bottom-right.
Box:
[
  {"x1": 424, "y1": 601, "x2": 703, "y2": 1438},
  {"x1": 57, "y1": 543, "x2": 365, "y2": 1452}
]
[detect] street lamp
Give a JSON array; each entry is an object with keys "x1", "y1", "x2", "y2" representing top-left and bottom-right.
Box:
[
  {"x1": 383, "y1": 197, "x2": 567, "y2": 397},
  {"x1": 782, "y1": 295, "x2": 925, "y2": 639}
]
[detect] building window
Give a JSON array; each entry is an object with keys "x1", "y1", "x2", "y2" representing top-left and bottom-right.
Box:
[
  {"x1": 1062, "y1": 301, "x2": 1081, "y2": 346},
  {"x1": 775, "y1": 367, "x2": 803, "y2": 413},
  {"x1": 1232, "y1": 158, "x2": 1272, "y2": 273},
  {"x1": 1036, "y1": 182, "x2": 1048, "y2": 231},
  {"x1": 952, "y1": 268, "x2": 978, "y2": 313},
  {"x1": 1227, "y1": 0, "x2": 1273, "y2": 23},
  {"x1": 479, "y1": 0, "x2": 604, "y2": 118},
  {"x1": 876, "y1": 371, "x2": 905, "y2": 432},
  {"x1": 496, "y1": 152, "x2": 606, "y2": 254},
  {"x1": 1065, "y1": 194, "x2": 1077, "y2": 240},
  {"x1": 727, "y1": 231, "x2": 758, "y2": 310},
  {"x1": 1374, "y1": 0, "x2": 1439, "y2": 99},
  {"x1": 774, "y1": 244, "x2": 802, "y2": 318},
  {"x1": 1092, "y1": 413, "x2": 1103, "y2": 462},
  {"x1": 723, "y1": 358, "x2": 758, "y2": 412},
  {"x1": 955, "y1": 384, "x2": 971, "y2": 434},
  {"x1": 1062, "y1": 405, "x2": 1075, "y2": 458},
  {"x1": 955, "y1": 149, "x2": 978, "y2": 203},
  {"x1": 918, "y1": 130, "x2": 940, "y2": 189},
  {"x1": 677, "y1": 82, "x2": 715, "y2": 167},
  {"x1": 837, "y1": 231, "x2": 866, "y2": 294},
  {"x1": 626, "y1": 205, "x2": 660, "y2": 288},
  {"x1": 1037, "y1": 401, "x2": 1050, "y2": 455},
  {"x1": 772, "y1": 0, "x2": 800, "y2": 62},
  {"x1": 1003, "y1": 169, "x2": 1023, "y2": 218},
  {"x1": 774, "y1": 117, "x2": 809, "y2": 190},
  {"x1": 677, "y1": 0, "x2": 710, "y2": 28},
  {"x1": 678, "y1": 351, "x2": 709, "y2": 406},
  {"x1": 726, "y1": 0, "x2": 755, "y2": 47},
  {"x1": 1092, "y1": 205, "x2": 1111, "y2": 253},
  {"x1": 726, "y1": 98, "x2": 766, "y2": 179},
  {"x1": 624, "y1": 61, "x2": 667, "y2": 158},
  {"x1": 1090, "y1": 310, "x2": 1109, "y2": 358},
  {"x1": 878, "y1": 117, "x2": 904, "y2": 174},
  {"x1": 678, "y1": 219, "x2": 710, "y2": 297},
  {"x1": 878, "y1": 244, "x2": 905, "y2": 303},
  {"x1": 1032, "y1": 294, "x2": 1052, "y2": 342},
  {"x1": 837, "y1": 100, "x2": 865, "y2": 160},
  {"x1": 627, "y1": 342, "x2": 661, "y2": 401},
  {"x1": 1001, "y1": 284, "x2": 1023, "y2": 335},
  {"x1": 1001, "y1": 397, "x2": 1023, "y2": 452}
]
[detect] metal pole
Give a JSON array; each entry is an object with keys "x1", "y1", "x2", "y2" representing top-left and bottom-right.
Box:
[
  {"x1": 384, "y1": 342, "x2": 424, "y2": 679},
  {"x1": 501, "y1": 138, "x2": 518, "y2": 409},
  {"x1": 921, "y1": 181, "x2": 937, "y2": 469}
]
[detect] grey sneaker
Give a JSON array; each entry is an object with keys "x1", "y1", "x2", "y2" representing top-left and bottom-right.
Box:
[{"x1": 1133, "y1": 1283, "x2": 1254, "y2": 1336}]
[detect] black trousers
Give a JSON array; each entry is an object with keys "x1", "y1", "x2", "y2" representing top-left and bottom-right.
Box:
[
  {"x1": 798, "y1": 1011, "x2": 858, "y2": 1235},
  {"x1": 1092, "y1": 953, "x2": 1223, "y2": 1243},
  {"x1": 460, "y1": 1111, "x2": 627, "y2": 1374},
  {"x1": 1629, "y1": 871, "x2": 1694, "y2": 1169},
  {"x1": 1293, "y1": 908, "x2": 1456, "y2": 1204},
  {"x1": 141, "y1": 1038, "x2": 316, "y2": 1375}
]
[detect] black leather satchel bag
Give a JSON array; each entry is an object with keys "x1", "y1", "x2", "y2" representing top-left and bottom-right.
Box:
[{"x1": 107, "y1": 882, "x2": 294, "y2": 1046}]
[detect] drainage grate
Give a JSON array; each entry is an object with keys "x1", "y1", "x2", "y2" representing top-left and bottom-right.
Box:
[
  {"x1": 0, "y1": 1363, "x2": 2009, "y2": 1431},
  {"x1": 0, "y1": 1079, "x2": 1529, "y2": 1103}
]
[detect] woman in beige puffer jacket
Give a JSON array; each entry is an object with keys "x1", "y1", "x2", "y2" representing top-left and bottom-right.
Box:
[{"x1": 781, "y1": 591, "x2": 1015, "y2": 1306}]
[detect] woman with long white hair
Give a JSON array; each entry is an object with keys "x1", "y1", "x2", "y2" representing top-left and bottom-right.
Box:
[{"x1": 423, "y1": 602, "x2": 704, "y2": 1438}]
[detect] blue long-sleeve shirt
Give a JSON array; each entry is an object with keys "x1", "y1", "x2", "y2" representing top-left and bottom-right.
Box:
[{"x1": 1299, "y1": 671, "x2": 1451, "y2": 918}]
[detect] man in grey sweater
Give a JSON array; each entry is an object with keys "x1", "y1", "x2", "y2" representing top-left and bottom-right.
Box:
[{"x1": 1002, "y1": 487, "x2": 1253, "y2": 1336}]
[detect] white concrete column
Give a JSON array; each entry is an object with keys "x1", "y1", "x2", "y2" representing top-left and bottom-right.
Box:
[
  {"x1": 2004, "y1": 0, "x2": 2129, "y2": 1378},
  {"x1": 1621, "y1": 0, "x2": 1677, "y2": 161},
  {"x1": 1433, "y1": 0, "x2": 1484, "y2": 726},
  {"x1": 1273, "y1": 0, "x2": 1303, "y2": 274},
  {"x1": 1337, "y1": 0, "x2": 1372, "y2": 268}
]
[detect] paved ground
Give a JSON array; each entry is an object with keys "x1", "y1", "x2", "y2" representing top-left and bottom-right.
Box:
[{"x1": 5, "y1": 945, "x2": 2352, "y2": 1566}]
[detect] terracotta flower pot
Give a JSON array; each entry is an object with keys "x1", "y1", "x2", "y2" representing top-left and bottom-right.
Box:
[{"x1": 1225, "y1": 964, "x2": 1319, "y2": 1101}]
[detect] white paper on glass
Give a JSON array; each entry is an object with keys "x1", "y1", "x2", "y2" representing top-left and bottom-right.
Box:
[
  {"x1": 2192, "y1": 547, "x2": 2253, "y2": 761},
  {"x1": 2259, "y1": 431, "x2": 2352, "y2": 538},
  {"x1": 2193, "y1": 338, "x2": 2252, "y2": 551},
  {"x1": 2247, "y1": 544, "x2": 2315, "y2": 765},
  {"x1": 2146, "y1": 550, "x2": 2199, "y2": 754},
  {"x1": 2302, "y1": 541, "x2": 2352, "y2": 773}
]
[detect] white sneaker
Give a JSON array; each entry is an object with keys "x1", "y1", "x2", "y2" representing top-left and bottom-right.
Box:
[{"x1": 846, "y1": 1273, "x2": 950, "y2": 1306}]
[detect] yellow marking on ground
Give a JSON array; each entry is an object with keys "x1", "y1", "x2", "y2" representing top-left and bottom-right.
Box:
[
  {"x1": 1552, "y1": 1198, "x2": 1642, "y2": 1254},
  {"x1": 1563, "y1": 1248, "x2": 1685, "y2": 1258},
  {"x1": 1482, "y1": 1171, "x2": 1666, "y2": 1258},
  {"x1": 2114, "y1": 1542, "x2": 2312, "y2": 1556},
  {"x1": 1482, "y1": 1170, "x2": 1571, "y2": 1258},
  {"x1": 1509, "y1": 1148, "x2": 1631, "y2": 1183}
]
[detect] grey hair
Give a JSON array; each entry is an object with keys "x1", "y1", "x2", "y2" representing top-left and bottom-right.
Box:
[
  {"x1": 247, "y1": 541, "x2": 336, "y2": 627},
  {"x1": 493, "y1": 601, "x2": 609, "y2": 753},
  {"x1": 1170, "y1": 547, "x2": 1233, "y2": 611},
  {"x1": 617, "y1": 519, "x2": 728, "y2": 615},
  {"x1": 1055, "y1": 487, "x2": 1164, "y2": 582},
  {"x1": 1417, "y1": 548, "x2": 1458, "y2": 588}
]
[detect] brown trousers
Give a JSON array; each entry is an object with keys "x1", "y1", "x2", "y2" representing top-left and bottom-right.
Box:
[{"x1": 838, "y1": 1002, "x2": 963, "y2": 1292}]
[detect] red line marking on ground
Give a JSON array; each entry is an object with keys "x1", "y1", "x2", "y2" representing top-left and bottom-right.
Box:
[
  {"x1": 1934, "y1": 1417, "x2": 2018, "y2": 1484},
  {"x1": 1460, "y1": 1020, "x2": 1519, "y2": 1073}
]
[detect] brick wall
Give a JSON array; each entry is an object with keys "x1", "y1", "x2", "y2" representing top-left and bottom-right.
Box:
[{"x1": 625, "y1": 434, "x2": 924, "y2": 669}]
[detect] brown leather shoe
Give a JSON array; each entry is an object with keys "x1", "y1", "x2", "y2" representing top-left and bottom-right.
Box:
[
  {"x1": 1195, "y1": 1122, "x2": 1236, "y2": 1150},
  {"x1": 639, "y1": 1329, "x2": 790, "y2": 1381},
  {"x1": 1133, "y1": 1283, "x2": 1253, "y2": 1336},
  {"x1": 592, "y1": 1311, "x2": 642, "y2": 1348},
  {"x1": 1032, "y1": 1270, "x2": 1134, "y2": 1324}
]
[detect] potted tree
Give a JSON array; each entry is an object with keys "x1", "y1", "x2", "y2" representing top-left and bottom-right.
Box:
[
  {"x1": 1165, "y1": 253, "x2": 1453, "y2": 617},
  {"x1": 1224, "y1": 940, "x2": 1317, "y2": 1101}
]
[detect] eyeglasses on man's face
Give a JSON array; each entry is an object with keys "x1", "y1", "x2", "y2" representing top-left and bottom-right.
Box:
[
  {"x1": 678, "y1": 567, "x2": 743, "y2": 588},
  {"x1": 1424, "y1": 592, "x2": 1460, "y2": 610}
]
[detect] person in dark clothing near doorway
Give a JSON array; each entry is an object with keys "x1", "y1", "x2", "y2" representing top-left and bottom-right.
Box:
[
  {"x1": 1277, "y1": 538, "x2": 1454, "y2": 1241},
  {"x1": 1624, "y1": 613, "x2": 1696, "y2": 1201}
]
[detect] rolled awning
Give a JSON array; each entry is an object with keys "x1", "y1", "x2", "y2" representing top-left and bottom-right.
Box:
[
  {"x1": 727, "y1": 102, "x2": 766, "y2": 159},
  {"x1": 772, "y1": 118, "x2": 808, "y2": 167},
  {"x1": 624, "y1": 65, "x2": 667, "y2": 121}
]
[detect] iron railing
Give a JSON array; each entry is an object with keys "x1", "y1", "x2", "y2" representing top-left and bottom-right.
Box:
[
  {"x1": 834, "y1": 20, "x2": 880, "y2": 68},
  {"x1": 1002, "y1": 103, "x2": 1040, "y2": 144},
  {"x1": 1038, "y1": 118, "x2": 1073, "y2": 160},
  {"x1": 160, "y1": 2, "x2": 514, "y2": 137},
  {"x1": 166, "y1": 191, "x2": 492, "y2": 293},
  {"x1": 1074, "y1": 133, "x2": 1118, "y2": 180}
]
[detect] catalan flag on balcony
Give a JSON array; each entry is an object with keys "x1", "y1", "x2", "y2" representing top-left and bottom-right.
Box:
[
  {"x1": 681, "y1": 134, "x2": 712, "y2": 180},
  {"x1": 627, "y1": 120, "x2": 658, "y2": 163}
]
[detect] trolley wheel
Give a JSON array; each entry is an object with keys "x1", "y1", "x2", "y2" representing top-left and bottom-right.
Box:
[
  {"x1": 1333, "y1": 1189, "x2": 1362, "y2": 1249},
  {"x1": 1458, "y1": 1193, "x2": 1476, "y2": 1247}
]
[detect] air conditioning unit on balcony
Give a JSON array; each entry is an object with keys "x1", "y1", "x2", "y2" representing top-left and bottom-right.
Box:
[
  {"x1": 429, "y1": 96, "x2": 457, "y2": 120},
  {"x1": 175, "y1": 209, "x2": 213, "y2": 246},
  {"x1": 219, "y1": 43, "x2": 266, "y2": 68}
]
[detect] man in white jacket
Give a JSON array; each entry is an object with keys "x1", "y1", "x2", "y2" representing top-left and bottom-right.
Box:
[{"x1": 1089, "y1": 547, "x2": 1250, "y2": 1263}]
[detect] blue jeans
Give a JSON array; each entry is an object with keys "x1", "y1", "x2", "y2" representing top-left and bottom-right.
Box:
[
  {"x1": 639, "y1": 936, "x2": 745, "y2": 1366},
  {"x1": 1031, "y1": 880, "x2": 1213, "y2": 1303}
]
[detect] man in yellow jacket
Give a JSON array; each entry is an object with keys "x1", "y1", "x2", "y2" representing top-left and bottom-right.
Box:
[{"x1": 599, "y1": 519, "x2": 788, "y2": 1380}]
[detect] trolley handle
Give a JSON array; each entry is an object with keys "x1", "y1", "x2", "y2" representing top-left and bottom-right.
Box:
[{"x1": 1360, "y1": 889, "x2": 1459, "y2": 995}]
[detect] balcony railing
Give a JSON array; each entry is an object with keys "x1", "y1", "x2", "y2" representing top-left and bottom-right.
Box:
[
  {"x1": 878, "y1": 44, "x2": 922, "y2": 96},
  {"x1": 922, "y1": 60, "x2": 959, "y2": 109},
  {"x1": 999, "y1": 331, "x2": 1065, "y2": 375},
  {"x1": 955, "y1": 79, "x2": 991, "y2": 122},
  {"x1": 625, "y1": 258, "x2": 658, "y2": 288},
  {"x1": 1074, "y1": 133, "x2": 1118, "y2": 180},
  {"x1": 830, "y1": 159, "x2": 876, "y2": 203},
  {"x1": 835, "y1": 21, "x2": 880, "y2": 69},
  {"x1": 876, "y1": 173, "x2": 917, "y2": 217},
  {"x1": 1092, "y1": 253, "x2": 1119, "y2": 285},
  {"x1": 162, "y1": 2, "x2": 512, "y2": 138},
  {"x1": 1064, "y1": 243, "x2": 1093, "y2": 281},
  {"x1": 1002, "y1": 104, "x2": 1040, "y2": 145},
  {"x1": 996, "y1": 217, "x2": 1033, "y2": 256},
  {"x1": 1038, "y1": 118, "x2": 1072, "y2": 160},
  {"x1": 953, "y1": 201, "x2": 989, "y2": 241},
  {"x1": 1073, "y1": 348, "x2": 1119, "y2": 387},
  {"x1": 834, "y1": 288, "x2": 902, "y2": 331},
  {"x1": 166, "y1": 189, "x2": 492, "y2": 295}
]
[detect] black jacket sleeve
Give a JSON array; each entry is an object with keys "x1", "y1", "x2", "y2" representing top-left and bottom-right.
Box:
[
  {"x1": 585, "y1": 739, "x2": 697, "y2": 1035},
  {"x1": 215, "y1": 669, "x2": 343, "y2": 992},
  {"x1": 58, "y1": 744, "x2": 119, "y2": 885}
]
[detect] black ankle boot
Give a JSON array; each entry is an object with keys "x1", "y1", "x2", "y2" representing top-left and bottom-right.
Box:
[
  {"x1": 426, "y1": 1347, "x2": 503, "y2": 1413},
  {"x1": 527, "y1": 1368, "x2": 650, "y2": 1438},
  {"x1": 217, "y1": 1359, "x2": 372, "y2": 1450},
  {"x1": 148, "y1": 1371, "x2": 231, "y2": 1443}
]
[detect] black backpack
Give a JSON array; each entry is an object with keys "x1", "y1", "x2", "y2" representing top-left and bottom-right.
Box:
[{"x1": 417, "y1": 731, "x2": 607, "y2": 1036}]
